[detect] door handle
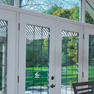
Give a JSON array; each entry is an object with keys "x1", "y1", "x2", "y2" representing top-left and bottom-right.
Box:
[
  {"x1": 51, "y1": 76, "x2": 54, "y2": 80},
  {"x1": 50, "y1": 84, "x2": 55, "y2": 88}
]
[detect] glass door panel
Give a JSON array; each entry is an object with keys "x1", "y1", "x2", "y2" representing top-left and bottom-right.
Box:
[
  {"x1": 26, "y1": 25, "x2": 50, "y2": 94},
  {"x1": 88, "y1": 35, "x2": 94, "y2": 81},
  {"x1": 0, "y1": 20, "x2": 7, "y2": 94},
  {"x1": 19, "y1": 13, "x2": 56, "y2": 94},
  {"x1": 61, "y1": 30, "x2": 79, "y2": 94}
]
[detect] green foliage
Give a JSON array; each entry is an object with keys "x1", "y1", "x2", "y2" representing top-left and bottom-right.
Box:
[
  {"x1": 62, "y1": 52, "x2": 67, "y2": 64},
  {"x1": 62, "y1": 36, "x2": 78, "y2": 66},
  {"x1": 45, "y1": 5, "x2": 62, "y2": 15},
  {"x1": 85, "y1": 10, "x2": 94, "y2": 24},
  {"x1": 89, "y1": 36, "x2": 94, "y2": 65},
  {"x1": 26, "y1": 39, "x2": 49, "y2": 67},
  {"x1": 53, "y1": 8, "x2": 75, "y2": 19},
  {"x1": 67, "y1": 36, "x2": 78, "y2": 64},
  {"x1": 0, "y1": 0, "x2": 12, "y2": 5},
  {"x1": 73, "y1": 7, "x2": 79, "y2": 21},
  {"x1": 46, "y1": 5, "x2": 94, "y2": 24},
  {"x1": 62, "y1": 37, "x2": 70, "y2": 65},
  {"x1": 53, "y1": 6, "x2": 80, "y2": 21}
]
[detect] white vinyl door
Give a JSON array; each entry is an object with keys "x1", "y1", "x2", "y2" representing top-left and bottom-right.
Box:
[
  {"x1": 83, "y1": 27, "x2": 94, "y2": 82},
  {"x1": 19, "y1": 13, "x2": 85, "y2": 94},
  {"x1": 19, "y1": 13, "x2": 56, "y2": 94},
  {"x1": 55, "y1": 21, "x2": 84, "y2": 94},
  {"x1": 0, "y1": 9, "x2": 16, "y2": 94}
]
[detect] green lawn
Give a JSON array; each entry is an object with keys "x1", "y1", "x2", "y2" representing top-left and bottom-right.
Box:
[{"x1": 25, "y1": 66, "x2": 94, "y2": 90}]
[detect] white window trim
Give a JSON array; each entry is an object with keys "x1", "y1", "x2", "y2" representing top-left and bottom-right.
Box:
[{"x1": 80, "y1": 0, "x2": 85, "y2": 23}]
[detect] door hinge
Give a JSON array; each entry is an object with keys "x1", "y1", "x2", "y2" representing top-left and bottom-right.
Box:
[
  {"x1": 17, "y1": 76, "x2": 19, "y2": 83},
  {"x1": 83, "y1": 34, "x2": 84, "y2": 39},
  {"x1": 18, "y1": 23, "x2": 20, "y2": 31},
  {"x1": 82, "y1": 72, "x2": 84, "y2": 78}
]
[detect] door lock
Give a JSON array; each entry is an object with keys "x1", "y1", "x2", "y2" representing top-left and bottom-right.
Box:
[
  {"x1": 51, "y1": 76, "x2": 54, "y2": 80},
  {"x1": 50, "y1": 84, "x2": 55, "y2": 88}
]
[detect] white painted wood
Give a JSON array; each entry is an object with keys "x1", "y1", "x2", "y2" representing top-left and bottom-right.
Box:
[
  {"x1": 15, "y1": 12, "x2": 20, "y2": 94},
  {"x1": 0, "y1": 9, "x2": 16, "y2": 94},
  {"x1": 80, "y1": 0, "x2": 85, "y2": 22},
  {"x1": 14, "y1": 0, "x2": 20, "y2": 8},
  {"x1": 55, "y1": 21, "x2": 62, "y2": 94},
  {"x1": 19, "y1": 13, "x2": 56, "y2": 94},
  {"x1": 83, "y1": 27, "x2": 94, "y2": 82}
]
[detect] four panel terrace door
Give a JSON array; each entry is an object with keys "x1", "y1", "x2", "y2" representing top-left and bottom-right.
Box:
[{"x1": 0, "y1": 6, "x2": 93, "y2": 94}]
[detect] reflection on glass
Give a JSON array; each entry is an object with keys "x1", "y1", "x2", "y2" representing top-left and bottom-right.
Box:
[
  {"x1": 61, "y1": 31, "x2": 79, "y2": 94},
  {"x1": 0, "y1": 20, "x2": 7, "y2": 94},
  {"x1": 25, "y1": 25, "x2": 50, "y2": 94},
  {"x1": 0, "y1": 0, "x2": 14, "y2": 5},
  {"x1": 20, "y1": 0, "x2": 80, "y2": 21},
  {"x1": 85, "y1": 1, "x2": 94, "y2": 24},
  {"x1": 88, "y1": 35, "x2": 94, "y2": 81}
]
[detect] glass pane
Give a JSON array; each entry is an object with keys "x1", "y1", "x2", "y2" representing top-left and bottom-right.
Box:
[
  {"x1": 88, "y1": 35, "x2": 94, "y2": 81},
  {"x1": 61, "y1": 31, "x2": 79, "y2": 94},
  {"x1": 0, "y1": 0, "x2": 14, "y2": 6},
  {"x1": 85, "y1": 0, "x2": 94, "y2": 24},
  {"x1": 0, "y1": 20, "x2": 7, "y2": 94},
  {"x1": 25, "y1": 25, "x2": 50, "y2": 94},
  {"x1": 20, "y1": 0, "x2": 80, "y2": 21}
]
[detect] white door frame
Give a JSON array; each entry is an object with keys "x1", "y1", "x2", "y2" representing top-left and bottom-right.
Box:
[
  {"x1": 83, "y1": 27, "x2": 94, "y2": 82},
  {"x1": 19, "y1": 13, "x2": 56, "y2": 94},
  {"x1": 0, "y1": 9, "x2": 16, "y2": 94},
  {"x1": 55, "y1": 21, "x2": 84, "y2": 94}
]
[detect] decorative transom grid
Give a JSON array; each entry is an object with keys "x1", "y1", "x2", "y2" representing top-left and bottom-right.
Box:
[
  {"x1": 0, "y1": 20, "x2": 7, "y2": 38},
  {"x1": 26, "y1": 24, "x2": 50, "y2": 94},
  {"x1": 62, "y1": 30, "x2": 78, "y2": 37},
  {"x1": 61, "y1": 30, "x2": 79, "y2": 94},
  {"x1": 26, "y1": 25, "x2": 50, "y2": 41}
]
